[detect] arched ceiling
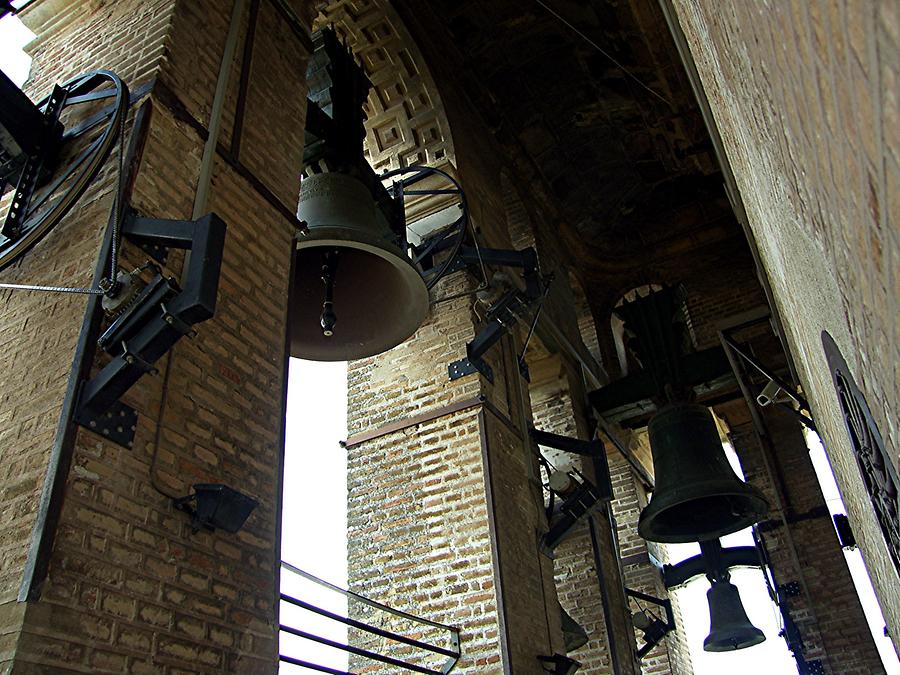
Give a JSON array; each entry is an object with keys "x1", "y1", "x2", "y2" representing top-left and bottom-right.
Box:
[
  {"x1": 316, "y1": 0, "x2": 454, "y2": 171},
  {"x1": 388, "y1": 0, "x2": 751, "y2": 297}
]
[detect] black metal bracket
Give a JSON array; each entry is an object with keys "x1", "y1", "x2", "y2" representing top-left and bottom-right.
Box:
[
  {"x1": 445, "y1": 246, "x2": 549, "y2": 383},
  {"x1": 73, "y1": 398, "x2": 138, "y2": 448},
  {"x1": 448, "y1": 356, "x2": 493, "y2": 382},
  {"x1": 720, "y1": 330, "x2": 816, "y2": 431},
  {"x1": 534, "y1": 428, "x2": 614, "y2": 555},
  {"x1": 781, "y1": 580, "x2": 802, "y2": 598},
  {"x1": 541, "y1": 476, "x2": 610, "y2": 555},
  {"x1": 136, "y1": 239, "x2": 168, "y2": 265},
  {"x1": 1, "y1": 81, "x2": 66, "y2": 238},
  {"x1": 74, "y1": 211, "x2": 226, "y2": 447},
  {"x1": 531, "y1": 427, "x2": 613, "y2": 496},
  {"x1": 625, "y1": 587, "x2": 676, "y2": 659},
  {"x1": 662, "y1": 541, "x2": 762, "y2": 589}
]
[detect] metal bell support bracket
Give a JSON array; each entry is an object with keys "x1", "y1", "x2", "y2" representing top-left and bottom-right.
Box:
[
  {"x1": 529, "y1": 427, "x2": 614, "y2": 555},
  {"x1": 625, "y1": 587, "x2": 676, "y2": 659},
  {"x1": 446, "y1": 245, "x2": 550, "y2": 383},
  {"x1": 75, "y1": 210, "x2": 226, "y2": 448}
]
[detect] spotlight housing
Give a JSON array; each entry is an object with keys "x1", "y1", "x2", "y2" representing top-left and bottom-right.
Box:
[{"x1": 173, "y1": 484, "x2": 258, "y2": 533}]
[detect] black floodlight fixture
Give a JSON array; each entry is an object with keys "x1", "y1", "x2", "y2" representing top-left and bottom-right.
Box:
[
  {"x1": 538, "y1": 654, "x2": 581, "y2": 675},
  {"x1": 173, "y1": 484, "x2": 258, "y2": 534}
]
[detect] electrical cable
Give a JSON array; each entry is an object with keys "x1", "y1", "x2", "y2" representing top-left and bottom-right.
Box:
[{"x1": 533, "y1": 0, "x2": 673, "y2": 108}]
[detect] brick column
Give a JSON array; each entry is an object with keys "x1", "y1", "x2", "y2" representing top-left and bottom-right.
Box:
[
  {"x1": 718, "y1": 401, "x2": 883, "y2": 673},
  {"x1": 1, "y1": 0, "x2": 313, "y2": 670},
  {"x1": 608, "y1": 453, "x2": 694, "y2": 675},
  {"x1": 346, "y1": 263, "x2": 575, "y2": 672},
  {"x1": 528, "y1": 354, "x2": 640, "y2": 674}
]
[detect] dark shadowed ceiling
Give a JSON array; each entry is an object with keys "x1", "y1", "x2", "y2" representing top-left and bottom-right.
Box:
[{"x1": 394, "y1": 0, "x2": 751, "y2": 303}]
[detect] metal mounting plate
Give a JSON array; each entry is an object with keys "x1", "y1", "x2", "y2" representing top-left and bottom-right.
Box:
[
  {"x1": 75, "y1": 398, "x2": 137, "y2": 448},
  {"x1": 137, "y1": 240, "x2": 168, "y2": 265},
  {"x1": 448, "y1": 357, "x2": 493, "y2": 383}
]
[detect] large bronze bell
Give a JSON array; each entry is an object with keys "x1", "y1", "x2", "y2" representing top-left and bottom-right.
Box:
[
  {"x1": 703, "y1": 579, "x2": 766, "y2": 652},
  {"x1": 638, "y1": 403, "x2": 768, "y2": 543},
  {"x1": 291, "y1": 172, "x2": 429, "y2": 361}
]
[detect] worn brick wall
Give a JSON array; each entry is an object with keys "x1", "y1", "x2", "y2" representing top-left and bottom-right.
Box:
[
  {"x1": 0, "y1": 0, "x2": 178, "y2": 666},
  {"x1": 345, "y1": 271, "x2": 504, "y2": 672},
  {"x1": 670, "y1": 0, "x2": 900, "y2": 640},
  {"x1": 2, "y1": 0, "x2": 311, "y2": 670},
  {"x1": 717, "y1": 399, "x2": 883, "y2": 673}
]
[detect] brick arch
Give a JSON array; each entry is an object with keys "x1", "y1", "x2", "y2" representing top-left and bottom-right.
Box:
[{"x1": 316, "y1": 0, "x2": 455, "y2": 172}]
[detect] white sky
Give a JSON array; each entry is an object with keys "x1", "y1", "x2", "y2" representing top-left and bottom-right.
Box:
[
  {"x1": 280, "y1": 359, "x2": 349, "y2": 672},
  {"x1": 2, "y1": 10, "x2": 896, "y2": 673}
]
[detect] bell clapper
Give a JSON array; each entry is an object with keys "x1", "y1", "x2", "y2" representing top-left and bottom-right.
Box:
[{"x1": 320, "y1": 249, "x2": 339, "y2": 337}]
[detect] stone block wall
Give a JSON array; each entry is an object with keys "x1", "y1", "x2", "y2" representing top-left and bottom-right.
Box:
[{"x1": 670, "y1": 0, "x2": 899, "y2": 639}]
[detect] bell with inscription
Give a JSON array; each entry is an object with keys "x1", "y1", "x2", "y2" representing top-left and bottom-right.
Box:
[
  {"x1": 290, "y1": 172, "x2": 429, "y2": 361},
  {"x1": 638, "y1": 403, "x2": 768, "y2": 543}
]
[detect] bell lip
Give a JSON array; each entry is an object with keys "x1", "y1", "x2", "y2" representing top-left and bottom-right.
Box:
[
  {"x1": 702, "y1": 630, "x2": 766, "y2": 652},
  {"x1": 637, "y1": 487, "x2": 769, "y2": 544},
  {"x1": 703, "y1": 623, "x2": 766, "y2": 652},
  {"x1": 291, "y1": 229, "x2": 430, "y2": 362}
]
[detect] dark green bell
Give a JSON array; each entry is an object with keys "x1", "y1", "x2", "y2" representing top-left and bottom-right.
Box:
[
  {"x1": 638, "y1": 403, "x2": 768, "y2": 543},
  {"x1": 291, "y1": 172, "x2": 429, "y2": 361},
  {"x1": 703, "y1": 579, "x2": 766, "y2": 652}
]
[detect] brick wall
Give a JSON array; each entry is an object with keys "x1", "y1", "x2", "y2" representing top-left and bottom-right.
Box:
[
  {"x1": 609, "y1": 454, "x2": 693, "y2": 675},
  {"x1": 0, "y1": 0, "x2": 177, "y2": 666},
  {"x1": 670, "y1": 0, "x2": 900, "y2": 639},
  {"x1": 1, "y1": 0, "x2": 311, "y2": 670}
]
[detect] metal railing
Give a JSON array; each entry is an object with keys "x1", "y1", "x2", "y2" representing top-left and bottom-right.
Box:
[{"x1": 279, "y1": 561, "x2": 461, "y2": 674}]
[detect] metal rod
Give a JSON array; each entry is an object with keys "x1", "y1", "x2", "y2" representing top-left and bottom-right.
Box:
[
  {"x1": 718, "y1": 330, "x2": 820, "y2": 627},
  {"x1": 720, "y1": 332, "x2": 810, "y2": 411},
  {"x1": 279, "y1": 593, "x2": 459, "y2": 659},
  {"x1": 0, "y1": 282, "x2": 102, "y2": 295},
  {"x1": 278, "y1": 625, "x2": 443, "y2": 675},
  {"x1": 193, "y1": 0, "x2": 245, "y2": 220},
  {"x1": 278, "y1": 655, "x2": 352, "y2": 675}
]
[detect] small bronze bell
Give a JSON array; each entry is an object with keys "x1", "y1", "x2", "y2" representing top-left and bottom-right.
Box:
[{"x1": 703, "y1": 579, "x2": 766, "y2": 652}]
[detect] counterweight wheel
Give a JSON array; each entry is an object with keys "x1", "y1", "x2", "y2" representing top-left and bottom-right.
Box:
[{"x1": 0, "y1": 70, "x2": 129, "y2": 272}]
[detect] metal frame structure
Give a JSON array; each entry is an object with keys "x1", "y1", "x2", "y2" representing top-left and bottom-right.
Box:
[
  {"x1": 279, "y1": 562, "x2": 461, "y2": 674},
  {"x1": 75, "y1": 210, "x2": 226, "y2": 447},
  {"x1": 446, "y1": 245, "x2": 548, "y2": 382},
  {"x1": 624, "y1": 587, "x2": 675, "y2": 659}
]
